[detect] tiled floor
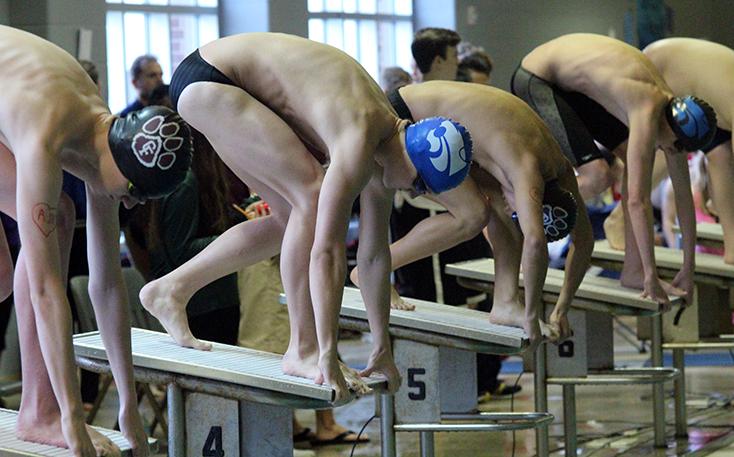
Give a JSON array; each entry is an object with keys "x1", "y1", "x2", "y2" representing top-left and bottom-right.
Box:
[{"x1": 3, "y1": 317, "x2": 734, "y2": 456}]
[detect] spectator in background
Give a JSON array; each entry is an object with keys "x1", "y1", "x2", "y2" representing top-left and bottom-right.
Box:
[
  {"x1": 119, "y1": 54, "x2": 163, "y2": 117},
  {"x1": 78, "y1": 59, "x2": 99, "y2": 87},
  {"x1": 411, "y1": 27, "x2": 460, "y2": 82},
  {"x1": 456, "y1": 51, "x2": 493, "y2": 85},
  {"x1": 381, "y1": 66, "x2": 412, "y2": 93}
]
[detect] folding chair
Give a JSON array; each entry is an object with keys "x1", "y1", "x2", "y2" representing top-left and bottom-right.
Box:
[{"x1": 69, "y1": 268, "x2": 167, "y2": 435}]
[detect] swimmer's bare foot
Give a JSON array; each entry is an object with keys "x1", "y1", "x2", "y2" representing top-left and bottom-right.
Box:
[
  {"x1": 620, "y1": 267, "x2": 644, "y2": 291},
  {"x1": 282, "y1": 347, "x2": 322, "y2": 381},
  {"x1": 349, "y1": 268, "x2": 414, "y2": 311},
  {"x1": 316, "y1": 354, "x2": 350, "y2": 403},
  {"x1": 488, "y1": 299, "x2": 549, "y2": 347},
  {"x1": 139, "y1": 277, "x2": 211, "y2": 351},
  {"x1": 339, "y1": 361, "x2": 370, "y2": 395},
  {"x1": 390, "y1": 287, "x2": 415, "y2": 311},
  {"x1": 16, "y1": 413, "x2": 120, "y2": 456}
]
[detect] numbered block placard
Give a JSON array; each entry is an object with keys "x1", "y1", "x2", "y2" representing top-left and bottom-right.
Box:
[{"x1": 394, "y1": 339, "x2": 477, "y2": 423}]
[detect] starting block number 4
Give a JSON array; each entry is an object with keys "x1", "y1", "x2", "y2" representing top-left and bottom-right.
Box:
[
  {"x1": 186, "y1": 392, "x2": 293, "y2": 457},
  {"x1": 202, "y1": 426, "x2": 224, "y2": 457}
]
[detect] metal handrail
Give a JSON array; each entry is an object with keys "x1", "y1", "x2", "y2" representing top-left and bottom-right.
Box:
[
  {"x1": 547, "y1": 367, "x2": 678, "y2": 386},
  {"x1": 395, "y1": 412, "x2": 554, "y2": 433}
]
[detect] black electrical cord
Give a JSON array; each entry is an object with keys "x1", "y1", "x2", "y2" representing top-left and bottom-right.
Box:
[{"x1": 350, "y1": 414, "x2": 376, "y2": 457}]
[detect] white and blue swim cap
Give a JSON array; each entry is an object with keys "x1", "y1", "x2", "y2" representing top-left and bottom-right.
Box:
[
  {"x1": 405, "y1": 117, "x2": 473, "y2": 194},
  {"x1": 665, "y1": 96, "x2": 717, "y2": 151}
]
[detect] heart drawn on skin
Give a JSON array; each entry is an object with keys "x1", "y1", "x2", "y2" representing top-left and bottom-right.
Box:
[{"x1": 32, "y1": 203, "x2": 57, "y2": 237}]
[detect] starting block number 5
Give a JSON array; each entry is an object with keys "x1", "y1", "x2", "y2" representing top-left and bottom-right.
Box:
[{"x1": 408, "y1": 368, "x2": 427, "y2": 400}]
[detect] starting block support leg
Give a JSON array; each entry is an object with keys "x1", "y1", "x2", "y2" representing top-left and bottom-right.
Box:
[
  {"x1": 673, "y1": 348, "x2": 688, "y2": 437},
  {"x1": 534, "y1": 346, "x2": 549, "y2": 457},
  {"x1": 168, "y1": 383, "x2": 185, "y2": 457},
  {"x1": 562, "y1": 384, "x2": 577, "y2": 457},
  {"x1": 651, "y1": 315, "x2": 667, "y2": 447},
  {"x1": 420, "y1": 431, "x2": 435, "y2": 457},
  {"x1": 379, "y1": 392, "x2": 397, "y2": 457}
]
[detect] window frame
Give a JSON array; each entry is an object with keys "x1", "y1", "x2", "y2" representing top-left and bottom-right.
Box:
[
  {"x1": 105, "y1": 1, "x2": 219, "y2": 113},
  {"x1": 307, "y1": 4, "x2": 414, "y2": 82}
]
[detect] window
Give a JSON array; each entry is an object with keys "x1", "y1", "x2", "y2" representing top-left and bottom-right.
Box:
[
  {"x1": 106, "y1": 0, "x2": 219, "y2": 113},
  {"x1": 307, "y1": 0, "x2": 413, "y2": 82}
]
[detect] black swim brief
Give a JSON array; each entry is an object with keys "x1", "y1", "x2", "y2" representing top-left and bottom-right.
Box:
[
  {"x1": 702, "y1": 127, "x2": 731, "y2": 153},
  {"x1": 169, "y1": 49, "x2": 237, "y2": 111},
  {"x1": 387, "y1": 88, "x2": 415, "y2": 122},
  {"x1": 511, "y1": 66, "x2": 629, "y2": 167}
]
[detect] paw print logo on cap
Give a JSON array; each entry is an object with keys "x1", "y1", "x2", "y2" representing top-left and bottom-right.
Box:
[
  {"x1": 543, "y1": 204, "x2": 569, "y2": 239},
  {"x1": 131, "y1": 115, "x2": 185, "y2": 170}
]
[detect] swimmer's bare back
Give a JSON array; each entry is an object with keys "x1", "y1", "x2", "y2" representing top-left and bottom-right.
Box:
[
  {"x1": 522, "y1": 33, "x2": 671, "y2": 123},
  {"x1": 198, "y1": 32, "x2": 398, "y2": 159},
  {"x1": 0, "y1": 26, "x2": 107, "y2": 169}
]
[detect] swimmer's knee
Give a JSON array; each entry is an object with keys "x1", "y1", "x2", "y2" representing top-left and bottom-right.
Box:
[{"x1": 455, "y1": 202, "x2": 490, "y2": 242}]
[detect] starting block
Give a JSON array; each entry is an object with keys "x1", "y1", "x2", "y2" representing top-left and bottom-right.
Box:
[
  {"x1": 0, "y1": 408, "x2": 157, "y2": 456},
  {"x1": 445, "y1": 258, "x2": 680, "y2": 455},
  {"x1": 326, "y1": 288, "x2": 553, "y2": 457},
  {"x1": 591, "y1": 240, "x2": 734, "y2": 438},
  {"x1": 74, "y1": 328, "x2": 383, "y2": 457}
]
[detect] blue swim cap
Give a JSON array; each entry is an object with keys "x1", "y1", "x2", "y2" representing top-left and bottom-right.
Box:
[
  {"x1": 405, "y1": 117, "x2": 473, "y2": 194},
  {"x1": 665, "y1": 96, "x2": 717, "y2": 151}
]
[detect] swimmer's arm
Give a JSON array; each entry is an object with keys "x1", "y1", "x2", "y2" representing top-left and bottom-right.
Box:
[
  {"x1": 85, "y1": 188, "x2": 138, "y2": 415},
  {"x1": 513, "y1": 171, "x2": 549, "y2": 333},
  {"x1": 664, "y1": 150, "x2": 695, "y2": 301},
  {"x1": 390, "y1": 178, "x2": 487, "y2": 270},
  {"x1": 310, "y1": 143, "x2": 373, "y2": 363},
  {"x1": 357, "y1": 173, "x2": 394, "y2": 353},
  {"x1": 556, "y1": 169, "x2": 593, "y2": 314},
  {"x1": 14, "y1": 145, "x2": 83, "y2": 423},
  {"x1": 625, "y1": 107, "x2": 660, "y2": 282},
  {"x1": 0, "y1": 221, "x2": 11, "y2": 301}
]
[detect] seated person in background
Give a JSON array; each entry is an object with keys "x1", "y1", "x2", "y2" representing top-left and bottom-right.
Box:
[
  {"x1": 661, "y1": 152, "x2": 724, "y2": 256},
  {"x1": 643, "y1": 38, "x2": 734, "y2": 264},
  {"x1": 126, "y1": 122, "x2": 241, "y2": 345},
  {"x1": 0, "y1": 25, "x2": 192, "y2": 456},
  {"x1": 354, "y1": 81, "x2": 594, "y2": 345},
  {"x1": 513, "y1": 33, "x2": 718, "y2": 307},
  {"x1": 138, "y1": 32, "x2": 473, "y2": 400}
]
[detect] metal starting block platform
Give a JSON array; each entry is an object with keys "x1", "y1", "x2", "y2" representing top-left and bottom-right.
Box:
[
  {"x1": 280, "y1": 288, "x2": 553, "y2": 457},
  {"x1": 445, "y1": 258, "x2": 681, "y2": 456},
  {"x1": 0, "y1": 408, "x2": 156, "y2": 456},
  {"x1": 74, "y1": 328, "x2": 384, "y2": 457},
  {"x1": 591, "y1": 240, "x2": 734, "y2": 438},
  {"x1": 674, "y1": 222, "x2": 724, "y2": 249}
]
